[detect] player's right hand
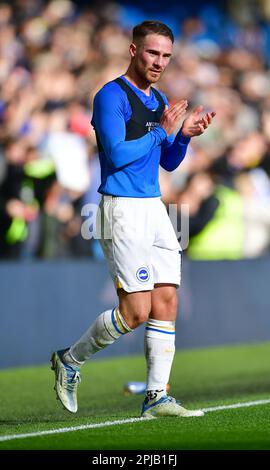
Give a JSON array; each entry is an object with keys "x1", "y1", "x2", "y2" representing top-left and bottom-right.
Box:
[{"x1": 160, "y1": 100, "x2": 188, "y2": 136}]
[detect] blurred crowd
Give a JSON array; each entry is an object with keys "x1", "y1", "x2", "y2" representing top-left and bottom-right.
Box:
[{"x1": 1, "y1": 0, "x2": 270, "y2": 260}]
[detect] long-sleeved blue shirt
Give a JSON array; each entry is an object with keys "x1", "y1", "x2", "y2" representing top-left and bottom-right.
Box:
[{"x1": 91, "y1": 75, "x2": 190, "y2": 197}]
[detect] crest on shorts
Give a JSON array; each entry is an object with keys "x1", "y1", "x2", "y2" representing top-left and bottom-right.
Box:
[{"x1": 136, "y1": 267, "x2": 150, "y2": 283}]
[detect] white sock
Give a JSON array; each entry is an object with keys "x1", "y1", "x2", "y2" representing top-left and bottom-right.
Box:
[
  {"x1": 144, "y1": 318, "x2": 175, "y2": 402},
  {"x1": 62, "y1": 350, "x2": 84, "y2": 369},
  {"x1": 65, "y1": 307, "x2": 132, "y2": 364}
]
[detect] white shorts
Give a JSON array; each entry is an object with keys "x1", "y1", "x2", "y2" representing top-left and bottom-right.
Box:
[{"x1": 97, "y1": 196, "x2": 181, "y2": 293}]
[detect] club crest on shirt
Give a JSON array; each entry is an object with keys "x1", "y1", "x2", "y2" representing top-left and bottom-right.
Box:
[{"x1": 136, "y1": 267, "x2": 150, "y2": 282}]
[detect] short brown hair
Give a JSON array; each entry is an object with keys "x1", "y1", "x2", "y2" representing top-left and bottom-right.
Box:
[{"x1": 132, "y1": 20, "x2": 174, "y2": 45}]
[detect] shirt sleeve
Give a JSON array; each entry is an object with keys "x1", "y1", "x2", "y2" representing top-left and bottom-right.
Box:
[
  {"x1": 92, "y1": 84, "x2": 167, "y2": 170},
  {"x1": 160, "y1": 130, "x2": 190, "y2": 172}
]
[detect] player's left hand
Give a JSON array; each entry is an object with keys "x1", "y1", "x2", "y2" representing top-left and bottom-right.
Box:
[{"x1": 181, "y1": 106, "x2": 216, "y2": 138}]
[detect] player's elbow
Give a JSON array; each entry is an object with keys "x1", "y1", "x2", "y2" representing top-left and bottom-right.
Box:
[{"x1": 109, "y1": 144, "x2": 125, "y2": 169}]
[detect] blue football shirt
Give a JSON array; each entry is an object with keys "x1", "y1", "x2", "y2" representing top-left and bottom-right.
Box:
[{"x1": 91, "y1": 76, "x2": 190, "y2": 197}]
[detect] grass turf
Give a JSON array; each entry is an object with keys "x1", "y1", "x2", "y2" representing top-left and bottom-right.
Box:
[{"x1": 0, "y1": 341, "x2": 270, "y2": 450}]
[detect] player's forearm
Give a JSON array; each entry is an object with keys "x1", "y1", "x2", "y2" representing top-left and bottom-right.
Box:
[
  {"x1": 108, "y1": 127, "x2": 167, "y2": 169},
  {"x1": 160, "y1": 131, "x2": 190, "y2": 172}
]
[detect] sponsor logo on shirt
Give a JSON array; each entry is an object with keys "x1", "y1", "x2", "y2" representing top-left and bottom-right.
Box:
[{"x1": 145, "y1": 121, "x2": 160, "y2": 132}]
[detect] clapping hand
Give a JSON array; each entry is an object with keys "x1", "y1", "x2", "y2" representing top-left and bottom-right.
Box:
[
  {"x1": 160, "y1": 100, "x2": 188, "y2": 136},
  {"x1": 181, "y1": 106, "x2": 216, "y2": 138}
]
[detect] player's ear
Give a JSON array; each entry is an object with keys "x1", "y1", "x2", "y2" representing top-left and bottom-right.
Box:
[{"x1": 129, "y1": 43, "x2": 137, "y2": 58}]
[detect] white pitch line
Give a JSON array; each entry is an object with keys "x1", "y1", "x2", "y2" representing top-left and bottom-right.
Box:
[
  {"x1": 201, "y1": 398, "x2": 270, "y2": 413},
  {"x1": 1, "y1": 398, "x2": 270, "y2": 443},
  {"x1": 0, "y1": 417, "x2": 145, "y2": 442}
]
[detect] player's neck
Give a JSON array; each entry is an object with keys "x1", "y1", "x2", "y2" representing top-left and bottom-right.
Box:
[{"x1": 124, "y1": 67, "x2": 151, "y2": 96}]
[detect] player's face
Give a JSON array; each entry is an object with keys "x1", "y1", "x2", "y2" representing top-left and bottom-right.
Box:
[{"x1": 131, "y1": 34, "x2": 173, "y2": 84}]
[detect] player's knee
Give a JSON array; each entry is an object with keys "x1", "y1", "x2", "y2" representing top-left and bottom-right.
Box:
[
  {"x1": 165, "y1": 296, "x2": 178, "y2": 318},
  {"x1": 129, "y1": 309, "x2": 150, "y2": 329},
  {"x1": 154, "y1": 292, "x2": 178, "y2": 318},
  {"x1": 169, "y1": 293, "x2": 178, "y2": 314}
]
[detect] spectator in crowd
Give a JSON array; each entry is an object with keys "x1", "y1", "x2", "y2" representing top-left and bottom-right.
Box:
[{"x1": 1, "y1": 0, "x2": 270, "y2": 260}]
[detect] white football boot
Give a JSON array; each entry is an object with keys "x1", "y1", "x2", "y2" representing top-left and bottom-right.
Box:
[
  {"x1": 51, "y1": 349, "x2": 81, "y2": 413},
  {"x1": 141, "y1": 394, "x2": 204, "y2": 419}
]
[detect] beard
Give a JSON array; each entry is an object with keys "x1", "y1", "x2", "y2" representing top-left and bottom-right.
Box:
[
  {"x1": 147, "y1": 69, "x2": 162, "y2": 82},
  {"x1": 136, "y1": 65, "x2": 162, "y2": 84}
]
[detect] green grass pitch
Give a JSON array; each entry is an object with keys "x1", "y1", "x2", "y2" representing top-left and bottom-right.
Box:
[{"x1": 1, "y1": 342, "x2": 270, "y2": 450}]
